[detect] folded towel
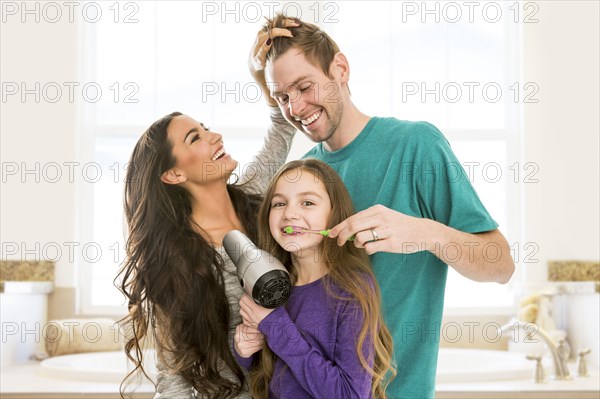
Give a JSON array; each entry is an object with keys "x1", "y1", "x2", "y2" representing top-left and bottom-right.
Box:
[{"x1": 44, "y1": 318, "x2": 123, "y2": 357}]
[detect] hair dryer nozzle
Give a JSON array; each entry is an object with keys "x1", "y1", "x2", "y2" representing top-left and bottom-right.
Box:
[
  {"x1": 222, "y1": 229, "x2": 252, "y2": 264},
  {"x1": 223, "y1": 230, "x2": 291, "y2": 308}
]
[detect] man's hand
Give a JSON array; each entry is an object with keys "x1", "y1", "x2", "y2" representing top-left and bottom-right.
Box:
[
  {"x1": 328, "y1": 204, "x2": 515, "y2": 283},
  {"x1": 329, "y1": 204, "x2": 433, "y2": 255}
]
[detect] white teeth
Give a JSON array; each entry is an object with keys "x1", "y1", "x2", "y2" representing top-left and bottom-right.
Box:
[
  {"x1": 300, "y1": 110, "x2": 321, "y2": 125},
  {"x1": 212, "y1": 148, "x2": 225, "y2": 161}
]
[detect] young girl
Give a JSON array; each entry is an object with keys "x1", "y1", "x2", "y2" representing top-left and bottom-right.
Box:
[{"x1": 233, "y1": 159, "x2": 396, "y2": 399}]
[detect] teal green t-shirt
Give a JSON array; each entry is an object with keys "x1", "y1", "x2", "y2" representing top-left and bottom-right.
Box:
[{"x1": 303, "y1": 117, "x2": 498, "y2": 399}]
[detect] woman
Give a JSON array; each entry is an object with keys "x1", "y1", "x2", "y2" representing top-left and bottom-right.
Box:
[{"x1": 117, "y1": 19, "x2": 299, "y2": 399}]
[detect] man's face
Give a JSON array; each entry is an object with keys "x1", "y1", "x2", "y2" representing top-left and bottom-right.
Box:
[{"x1": 266, "y1": 48, "x2": 344, "y2": 145}]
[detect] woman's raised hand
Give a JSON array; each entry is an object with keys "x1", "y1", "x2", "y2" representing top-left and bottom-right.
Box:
[{"x1": 248, "y1": 18, "x2": 299, "y2": 106}]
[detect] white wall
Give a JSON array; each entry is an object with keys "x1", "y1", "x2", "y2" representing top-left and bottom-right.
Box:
[
  {"x1": 1, "y1": 8, "x2": 80, "y2": 287},
  {"x1": 1, "y1": 1, "x2": 598, "y2": 298},
  {"x1": 522, "y1": 1, "x2": 600, "y2": 282}
]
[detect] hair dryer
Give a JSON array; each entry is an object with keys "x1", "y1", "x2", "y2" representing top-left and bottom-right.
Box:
[{"x1": 223, "y1": 230, "x2": 291, "y2": 309}]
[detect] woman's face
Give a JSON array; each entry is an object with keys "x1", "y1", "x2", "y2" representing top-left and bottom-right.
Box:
[
  {"x1": 164, "y1": 115, "x2": 238, "y2": 185},
  {"x1": 268, "y1": 169, "x2": 332, "y2": 253}
]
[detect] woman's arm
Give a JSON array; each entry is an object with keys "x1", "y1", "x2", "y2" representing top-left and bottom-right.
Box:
[
  {"x1": 237, "y1": 106, "x2": 296, "y2": 193},
  {"x1": 238, "y1": 20, "x2": 299, "y2": 194}
]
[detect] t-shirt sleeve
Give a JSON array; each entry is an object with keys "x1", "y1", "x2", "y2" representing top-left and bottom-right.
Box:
[
  {"x1": 415, "y1": 123, "x2": 499, "y2": 233},
  {"x1": 258, "y1": 302, "x2": 373, "y2": 398}
]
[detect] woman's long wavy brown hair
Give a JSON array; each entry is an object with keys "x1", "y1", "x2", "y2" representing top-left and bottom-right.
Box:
[
  {"x1": 116, "y1": 112, "x2": 262, "y2": 398},
  {"x1": 249, "y1": 159, "x2": 396, "y2": 399}
]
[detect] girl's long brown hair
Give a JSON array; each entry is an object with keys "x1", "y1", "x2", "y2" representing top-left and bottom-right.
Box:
[
  {"x1": 250, "y1": 159, "x2": 396, "y2": 398},
  {"x1": 117, "y1": 112, "x2": 262, "y2": 398}
]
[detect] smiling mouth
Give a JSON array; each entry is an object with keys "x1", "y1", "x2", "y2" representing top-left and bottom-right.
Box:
[
  {"x1": 212, "y1": 147, "x2": 226, "y2": 161},
  {"x1": 297, "y1": 110, "x2": 322, "y2": 126},
  {"x1": 282, "y1": 226, "x2": 305, "y2": 236}
]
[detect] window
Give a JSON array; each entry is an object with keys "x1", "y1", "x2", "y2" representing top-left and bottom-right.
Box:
[
  {"x1": 81, "y1": 1, "x2": 524, "y2": 315},
  {"x1": 325, "y1": 2, "x2": 524, "y2": 310}
]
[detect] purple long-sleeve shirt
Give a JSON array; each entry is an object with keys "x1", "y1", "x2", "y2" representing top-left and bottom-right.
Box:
[{"x1": 234, "y1": 277, "x2": 374, "y2": 399}]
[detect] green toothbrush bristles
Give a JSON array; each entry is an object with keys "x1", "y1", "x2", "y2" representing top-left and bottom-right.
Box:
[{"x1": 282, "y1": 226, "x2": 354, "y2": 242}]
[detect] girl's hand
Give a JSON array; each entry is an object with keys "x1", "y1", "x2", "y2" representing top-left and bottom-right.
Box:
[
  {"x1": 234, "y1": 323, "x2": 265, "y2": 358},
  {"x1": 239, "y1": 294, "x2": 274, "y2": 327},
  {"x1": 248, "y1": 18, "x2": 299, "y2": 106}
]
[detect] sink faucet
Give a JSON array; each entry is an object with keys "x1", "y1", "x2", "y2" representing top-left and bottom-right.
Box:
[{"x1": 498, "y1": 321, "x2": 571, "y2": 380}]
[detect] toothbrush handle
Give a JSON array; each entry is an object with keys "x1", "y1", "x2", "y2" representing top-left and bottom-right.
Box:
[{"x1": 322, "y1": 229, "x2": 355, "y2": 242}]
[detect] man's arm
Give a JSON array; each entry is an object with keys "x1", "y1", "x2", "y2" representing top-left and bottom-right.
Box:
[
  {"x1": 422, "y1": 219, "x2": 514, "y2": 284},
  {"x1": 328, "y1": 205, "x2": 515, "y2": 284}
]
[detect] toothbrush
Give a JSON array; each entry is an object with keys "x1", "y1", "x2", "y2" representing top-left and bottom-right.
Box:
[{"x1": 283, "y1": 226, "x2": 355, "y2": 241}]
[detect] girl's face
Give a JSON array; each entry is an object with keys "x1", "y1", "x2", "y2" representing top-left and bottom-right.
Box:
[
  {"x1": 165, "y1": 115, "x2": 237, "y2": 185},
  {"x1": 269, "y1": 168, "x2": 332, "y2": 253}
]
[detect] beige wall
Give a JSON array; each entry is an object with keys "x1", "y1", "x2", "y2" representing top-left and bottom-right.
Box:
[{"x1": 1, "y1": 9, "x2": 80, "y2": 289}]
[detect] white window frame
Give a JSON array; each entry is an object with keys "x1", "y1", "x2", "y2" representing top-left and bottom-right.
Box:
[
  {"x1": 78, "y1": 1, "x2": 526, "y2": 316},
  {"x1": 441, "y1": 14, "x2": 525, "y2": 315}
]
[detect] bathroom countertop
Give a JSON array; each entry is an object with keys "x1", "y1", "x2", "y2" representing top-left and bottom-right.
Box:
[
  {"x1": 436, "y1": 370, "x2": 600, "y2": 399},
  {"x1": 0, "y1": 261, "x2": 55, "y2": 291},
  {"x1": 0, "y1": 361, "x2": 154, "y2": 399},
  {"x1": 548, "y1": 260, "x2": 600, "y2": 292},
  {"x1": 0, "y1": 361, "x2": 598, "y2": 399}
]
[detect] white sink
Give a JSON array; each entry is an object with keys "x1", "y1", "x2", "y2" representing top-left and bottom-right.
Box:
[
  {"x1": 40, "y1": 350, "x2": 157, "y2": 383},
  {"x1": 40, "y1": 348, "x2": 532, "y2": 384},
  {"x1": 437, "y1": 348, "x2": 532, "y2": 383}
]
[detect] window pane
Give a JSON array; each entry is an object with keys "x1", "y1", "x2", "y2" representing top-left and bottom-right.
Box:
[
  {"x1": 326, "y1": 2, "x2": 394, "y2": 116},
  {"x1": 93, "y1": 3, "x2": 156, "y2": 126},
  {"x1": 329, "y1": 1, "x2": 509, "y2": 130},
  {"x1": 84, "y1": 1, "x2": 518, "y2": 312},
  {"x1": 444, "y1": 140, "x2": 510, "y2": 307},
  {"x1": 91, "y1": 136, "x2": 136, "y2": 306}
]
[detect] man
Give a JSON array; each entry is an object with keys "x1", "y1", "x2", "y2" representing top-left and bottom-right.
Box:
[{"x1": 250, "y1": 14, "x2": 515, "y2": 398}]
